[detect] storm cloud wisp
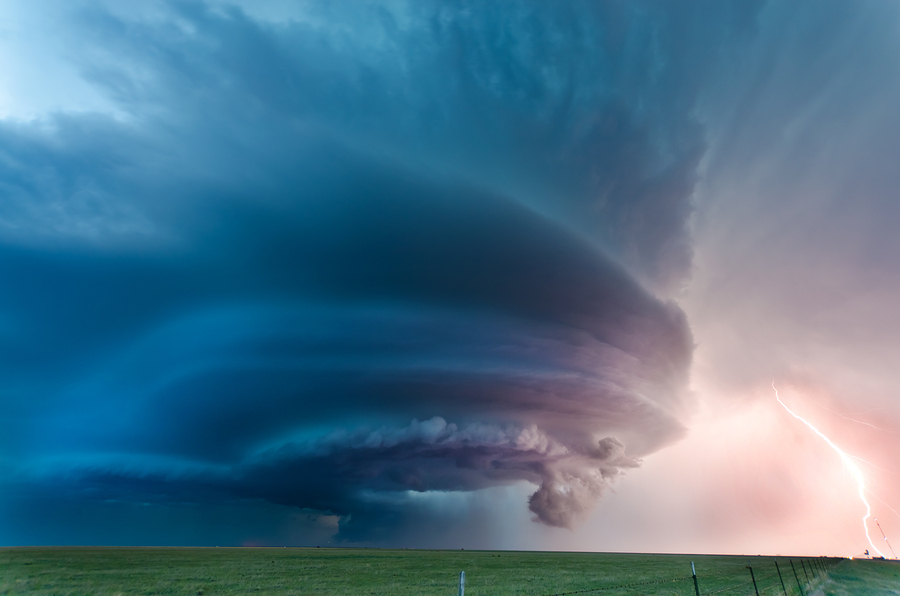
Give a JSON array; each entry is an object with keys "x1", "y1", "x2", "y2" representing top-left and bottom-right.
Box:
[{"x1": 0, "y1": 0, "x2": 717, "y2": 544}]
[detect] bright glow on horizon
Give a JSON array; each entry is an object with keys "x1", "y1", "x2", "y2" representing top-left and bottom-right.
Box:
[{"x1": 774, "y1": 382, "x2": 885, "y2": 557}]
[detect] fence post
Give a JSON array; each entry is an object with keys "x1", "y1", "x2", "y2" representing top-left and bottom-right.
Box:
[
  {"x1": 691, "y1": 561, "x2": 701, "y2": 596},
  {"x1": 458, "y1": 571, "x2": 465, "y2": 596},
  {"x1": 801, "y1": 559, "x2": 810, "y2": 583},
  {"x1": 774, "y1": 560, "x2": 788, "y2": 596},
  {"x1": 747, "y1": 566, "x2": 760, "y2": 596},
  {"x1": 790, "y1": 559, "x2": 804, "y2": 596}
]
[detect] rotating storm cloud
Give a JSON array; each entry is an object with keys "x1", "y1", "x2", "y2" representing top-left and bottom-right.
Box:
[
  {"x1": 0, "y1": 0, "x2": 698, "y2": 545},
  {"x1": 2, "y1": 0, "x2": 900, "y2": 552}
]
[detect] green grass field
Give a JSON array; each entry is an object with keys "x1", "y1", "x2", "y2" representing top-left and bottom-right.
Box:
[{"x1": 0, "y1": 547, "x2": 895, "y2": 596}]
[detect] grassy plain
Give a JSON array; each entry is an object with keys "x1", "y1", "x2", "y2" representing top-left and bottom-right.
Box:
[
  {"x1": 812, "y1": 558, "x2": 900, "y2": 596},
  {"x1": 0, "y1": 546, "x2": 890, "y2": 596}
]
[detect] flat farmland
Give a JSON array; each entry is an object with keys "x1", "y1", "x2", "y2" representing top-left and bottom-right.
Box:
[{"x1": 0, "y1": 547, "x2": 893, "y2": 596}]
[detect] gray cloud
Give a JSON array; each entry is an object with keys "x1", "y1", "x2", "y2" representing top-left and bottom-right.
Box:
[
  {"x1": 0, "y1": 0, "x2": 746, "y2": 544},
  {"x1": 15, "y1": 166, "x2": 692, "y2": 528},
  {"x1": 4, "y1": 152, "x2": 692, "y2": 537},
  {"x1": 2, "y1": 0, "x2": 761, "y2": 288}
]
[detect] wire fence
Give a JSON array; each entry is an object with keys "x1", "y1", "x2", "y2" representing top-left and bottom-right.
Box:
[{"x1": 454, "y1": 556, "x2": 841, "y2": 596}]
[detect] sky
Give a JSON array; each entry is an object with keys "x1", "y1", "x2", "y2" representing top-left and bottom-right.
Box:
[{"x1": 1, "y1": 0, "x2": 900, "y2": 557}]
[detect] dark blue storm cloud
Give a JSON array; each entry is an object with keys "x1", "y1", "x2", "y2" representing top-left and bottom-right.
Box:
[{"x1": 0, "y1": 0, "x2": 763, "y2": 544}]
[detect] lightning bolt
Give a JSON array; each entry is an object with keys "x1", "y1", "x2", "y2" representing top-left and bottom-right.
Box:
[
  {"x1": 773, "y1": 382, "x2": 886, "y2": 557},
  {"x1": 808, "y1": 398, "x2": 890, "y2": 432}
]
